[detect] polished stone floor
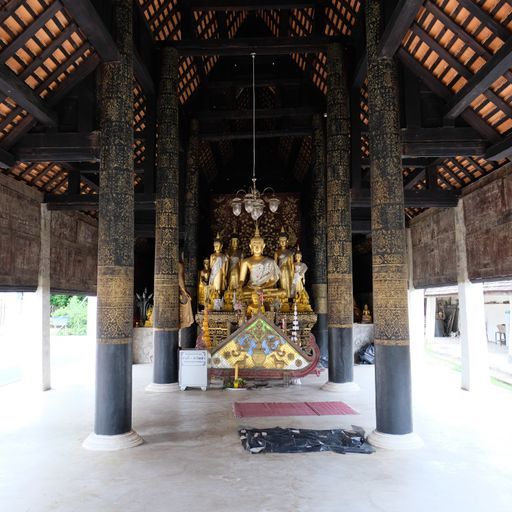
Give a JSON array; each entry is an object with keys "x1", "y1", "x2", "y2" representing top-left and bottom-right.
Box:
[{"x1": 1, "y1": 339, "x2": 511, "y2": 512}]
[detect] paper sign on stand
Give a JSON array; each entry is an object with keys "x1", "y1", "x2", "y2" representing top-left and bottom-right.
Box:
[{"x1": 179, "y1": 350, "x2": 208, "y2": 391}]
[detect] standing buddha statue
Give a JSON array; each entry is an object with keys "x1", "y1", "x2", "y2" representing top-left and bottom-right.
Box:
[
  {"x1": 197, "y1": 258, "x2": 210, "y2": 307},
  {"x1": 274, "y1": 227, "x2": 295, "y2": 300},
  {"x1": 208, "y1": 233, "x2": 228, "y2": 300},
  {"x1": 227, "y1": 234, "x2": 243, "y2": 291}
]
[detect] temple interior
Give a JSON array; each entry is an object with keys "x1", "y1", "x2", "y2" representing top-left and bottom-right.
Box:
[{"x1": 0, "y1": 0, "x2": 512, "y2": 511}]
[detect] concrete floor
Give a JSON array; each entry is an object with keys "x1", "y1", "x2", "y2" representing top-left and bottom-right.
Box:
[{"x1": 1, "y1": 340, "x2": 512, "y2": 512}]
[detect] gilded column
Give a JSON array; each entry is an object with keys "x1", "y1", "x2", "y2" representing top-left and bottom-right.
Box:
[
  {"x1": 147, "y1": 47, "x2": 180, "y2": 391},
  {"x1": 84, "y1": 0, "x2": 142, "y2": 450},
  {"x1": 323, "y1": 44, "x2": 356, "y2": 391},
  {"x1": 366, "y1": 0, "x2": 420, "y2": 447},
  {"x1": 181, "y1": 119, "x2": 200, "y2": 348},
  {"x1": 311, "y1": 114, "x2": 328, "y2": 366}
]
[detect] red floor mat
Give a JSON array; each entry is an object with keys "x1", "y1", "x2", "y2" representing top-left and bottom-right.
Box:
[{"x1": 233, "y1": 401, "x2": 358, "y2": 418}]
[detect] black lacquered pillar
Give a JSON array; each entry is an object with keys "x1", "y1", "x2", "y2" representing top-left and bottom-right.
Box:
[
  {"x1": 180, "y1": 119, "x2": 200, "y2": 348},
  {"x1": 311, "y1": 114, "x2": 328, "y2": 366},
  {"x1": 147, "y1": 47, "x2": 181, "y2": 392},
  {"x1": 83, "y1": 0, "x2": 142, "y2": 450},
  {"x1": 366, "y1": 0, "x2": 421, "y2": 448},
  {"x1": 323, "y1": 44, "x2": 357, "y2": 392}
]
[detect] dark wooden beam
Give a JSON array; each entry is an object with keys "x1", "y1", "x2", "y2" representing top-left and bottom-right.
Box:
[
  {"x1": 397, "y1": 48, "x2": 501, "y2": 142},
  {"x1": 0, "y1": 66, "x2": 56, "y2": 126},
  {"x1": 352, "y1": 53, "x2": 367, "y2": 90},
  {"x1": 165, "y1": 36, "x2": 346, "y2": 56},
  {"x1": 188, "y1": 0, "x2": 317, "y2": 10},
  {"x1": 200, "y1": 127, "x2": 312, "y2": 140},
  {"x1": 0, "y1": 2, "x2": 61, "y2": 62},
  {"x1": 73, "y1": 162, "x2": 145, "y2": 174},
  {"x1": 445, "y1": 36, "x2": 512, "y2": 120},
  {"x1": 207, "y1": 75, "x2": 304, "y2": 89},
  {"x1": 14, "y1": 132, "x2": 101, "y2": 162},
  {"x1": 403, "y1": 168, "x2": 425, "y2": 189},
  {"x1": 361, "y1": 157, "x2": 434, "y2": 168},
  {"x1": 60, "y1": 0, "x2": 120, "y2": 61},
  {"x1": 351, "y1": 189, "x2": 458, "y2": 208},
  {"x1": 377, "y1": 0, "x2": 424, "y2": 58},
  {"x1": 62, "y1": 0, "x2": 153, "y2": 93},
  {"x1": 361, "y1": 127, "x2": 488, "y2": 156},
  {"x1": 197, "y1": 106, "x2": 317, "y2": 121},
  {"x1": 485, "y1": 132, "x2": 512, "y2": 161},
  {"x1": 0, "y1": 147, "x2": 16, "y2": 169},
  {"x1": 401, "y1": 127, "x2": 487, "y2": 157},
  {"x1": 456, "y1": 0, "x2": 510, "y2": 41},
  {"x1": 45, "y1": 194, "x2": 156, "y2": 211}
]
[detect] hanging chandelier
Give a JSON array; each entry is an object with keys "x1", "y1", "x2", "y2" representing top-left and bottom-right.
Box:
[{"x1": 230, "y1": 53, "x2": 280, "y2": 221}]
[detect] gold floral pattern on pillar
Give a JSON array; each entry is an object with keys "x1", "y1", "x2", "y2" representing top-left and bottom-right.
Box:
[
  {"x1": 326, "y1": 44, "x2": 353, "y2": 329},
  {"x1": 96, "y1": 0, "x2": 134, "y2": 345},
  {"x1": 154, "y1": 47, "x2": 180, "y2": 332},
  {"x1": 366, "y1": 0, "x2": 409, "y2": 346}
]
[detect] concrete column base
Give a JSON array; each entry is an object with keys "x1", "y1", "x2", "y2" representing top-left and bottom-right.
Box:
[
  {"x1": 367, "y1": 430, "x2": 423, "y2": 450},
  {"x1": 83, "y1": 430, "x2": 144, "y2": 451},
  {"x1": 145, "y1": 382, "x2": 180, "y2": 393},
  {"x1": 321, "y1": 381, "x2": 360, "y2": 392}
]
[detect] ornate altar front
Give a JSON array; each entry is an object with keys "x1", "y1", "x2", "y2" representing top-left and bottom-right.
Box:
[
  {"x1": 196, "y1": 310, "x2": 317, "y2": 351},
  {"x1": 204, "y1": 314, "x2": 319, "y2": 379}
]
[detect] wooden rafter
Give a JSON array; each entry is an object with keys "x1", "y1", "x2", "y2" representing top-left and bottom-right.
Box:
[
  {"x1": 0, "y1": 66, "x2": 56, "y2": 126},
  {"x1": 166, "y1": 36, "x2": 347, "y2": 56},
  {"x1": 188, "y1": 1, "x2": 317, "y2": 10},
  {"x1": 445, "y1": 36, "x2": 512, "y2": 120}
]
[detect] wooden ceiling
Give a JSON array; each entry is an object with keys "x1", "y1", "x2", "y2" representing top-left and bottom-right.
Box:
[{"x1": 0, "y1": 0, "x2": 510, "y2": 222}]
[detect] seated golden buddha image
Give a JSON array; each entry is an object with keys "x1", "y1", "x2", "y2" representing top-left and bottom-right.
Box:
[{"x1": 237, "y1": 226, "x2": 284, "y2": 302}]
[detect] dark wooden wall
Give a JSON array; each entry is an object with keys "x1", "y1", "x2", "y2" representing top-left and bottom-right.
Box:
[
  {"x1": 0, "y1": 174, "x2": 98, "y2": 293},
  {"x1": 50, "y1": 211, "x2": 97, "y2": 294},
  {"x1": 0, "y1": 174, "x2": 41, "y2": 290},
  {"x1": 410, "y1": 164, "x2": 512, "y2": 287},
  {"x1": 463, "y1": 165, "x2": 512, "y2": 282},
  {"x1": 410, "y1": 207, "x2": 457, "y2": 289}
]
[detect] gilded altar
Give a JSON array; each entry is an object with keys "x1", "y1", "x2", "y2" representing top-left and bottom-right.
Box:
[{"x1": 195, "y1": 309, "x2": 317, "y2": 352}]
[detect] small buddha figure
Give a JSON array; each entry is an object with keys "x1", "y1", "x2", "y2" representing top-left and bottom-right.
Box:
[
  {"x1": 239, "y1": 225, "x2": 281, "y2": 293},
  {"x1": 179, "y1": 259, "x2": 194, "y2": 328},
  {"x1": 144, "y1": 305, "x2": 153, "y2": 327},
  {"x1": 197, "y1": 258, "x2": 210, "y2": 307},
  {"x1": 274, "y1": 227, "x2": 294, "y2": 299},
  {"x1": 246, "y1": 292, "x2": 265, "y2": 318},
  {"x1": 208, "y1": 233, "x2": 228, "y2": 299},
  {"x1": 292, "y1": 249, "x2": 312, "y2": 312},
  {"x1": 361, "y1": 304, "x2": 372, "y2": 323},
  {"x1": 227, "y1": 234, "x2": 243, "y2": 291}
]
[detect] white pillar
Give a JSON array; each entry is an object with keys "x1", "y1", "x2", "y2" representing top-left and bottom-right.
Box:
[
  {"x1": 87, "y1": 295, "x2": 97, "y2": 340},
  {"x1": 505, "y1": 299, "x2": 511, "y2": 362},
  {"x1": 455, "y1": 202, "x2": 489, "y2": 392},
  {"x1": 406, "y1": 229, "x2": 425, "y2": 375},
  {"x1": 23, "y1": 204, "x2": 51, "y2": 391},
  {"x1": 425, "y1": 296, "x2": 436, "y2": 343}
]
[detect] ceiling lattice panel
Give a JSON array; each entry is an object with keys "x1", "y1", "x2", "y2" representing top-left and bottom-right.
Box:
[
  {"x1": 402, "y1": 0, "x2": 512, "y2": 136},
  {"x1": 0, "y1": 0, "x2": 99, "y2": 147}
]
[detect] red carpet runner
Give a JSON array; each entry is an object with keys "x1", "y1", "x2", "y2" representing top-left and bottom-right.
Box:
[{"x1": 233, "y1": 401, "x2": 358, "y2": 418}]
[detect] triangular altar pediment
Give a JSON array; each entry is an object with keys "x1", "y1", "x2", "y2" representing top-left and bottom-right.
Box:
[{"x1": 210, "y1": 313, "x2": 309, "y2": 371}]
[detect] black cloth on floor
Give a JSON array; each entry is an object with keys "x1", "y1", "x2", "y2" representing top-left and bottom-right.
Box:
[{"x1": 239, "y1": 426, "x2": 375, "y2": 455}]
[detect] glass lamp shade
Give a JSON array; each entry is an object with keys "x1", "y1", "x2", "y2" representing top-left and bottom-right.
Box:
[
  {"x1": 268, "y1": 197, "x2": 280, "y2": 213},
  {"x1": 251, "y1": 199, "x2": 264, "y2": 220},
  {"x1": 244, "y1": 196, "x2": 254, "y2": 213},
  {"x1": 231, "y1": 197, "x2": 242, "y2": 216}
]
